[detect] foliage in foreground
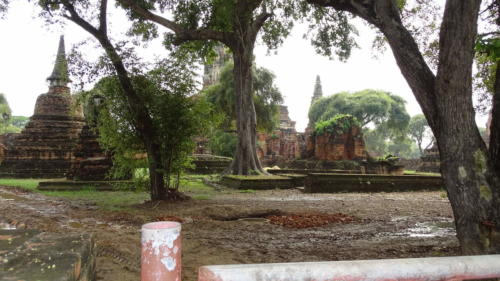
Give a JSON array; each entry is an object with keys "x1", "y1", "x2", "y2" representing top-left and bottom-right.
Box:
[
  {"x1": 207, "y1": 129, "x2": 237, "y2": 158},
  {"x1": 85, "y1": 60, "x2": 215, "y2": 191}
]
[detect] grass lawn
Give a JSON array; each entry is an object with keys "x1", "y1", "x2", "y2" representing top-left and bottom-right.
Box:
[
  {"x1": 0, "y1": 175, "x2": 222, "y2": 211},
  {"x1": 0, "y1": 178, "x2": 42, "y2": 191},
  {"x1": 404, "y1": 170, "x2": 441, "y2": 176}
]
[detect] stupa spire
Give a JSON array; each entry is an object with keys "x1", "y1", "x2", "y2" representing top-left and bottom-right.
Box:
[
  {"x1": 311, "y1": 75, "x2": 323, "y2": 105},
  {"x1": 47, "y1": 35, "x2": 71, "y2": 88}
]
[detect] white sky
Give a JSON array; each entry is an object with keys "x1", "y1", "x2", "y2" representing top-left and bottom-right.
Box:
[{"x1": 0, "y1": 1, "x2": 488, "y2": 132}]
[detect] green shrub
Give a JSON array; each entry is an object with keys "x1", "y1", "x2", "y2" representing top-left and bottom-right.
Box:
[{"x1": 314, "y1": 114, "x2": 360, "y2": 135}]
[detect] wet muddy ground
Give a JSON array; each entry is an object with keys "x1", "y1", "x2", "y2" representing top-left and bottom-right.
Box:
[{"x1": 0, "y1": 186, "x2": 459, "y2": 281}]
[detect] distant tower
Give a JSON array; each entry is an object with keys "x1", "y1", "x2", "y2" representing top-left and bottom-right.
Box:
[
  {"x1": 33, "y1": 35, "x2": 82, "y2": 118},
  {"x1": 311, "y1": 75, "x2": 323, "y2": 105}
]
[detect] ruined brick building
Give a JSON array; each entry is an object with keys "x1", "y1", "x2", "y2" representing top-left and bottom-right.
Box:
[
  {"x1": 256, "y1": 75, "x2": 367, "y2": 163},
  {"x1": 256, "y1": 105, "x2": 302, "y2": 162},
  {"x1": 201, "y1": 48, "x2": 368, "y2": 165},
  {"x1": 0, "y1": 36, "x2": 111, "y2": 179}
]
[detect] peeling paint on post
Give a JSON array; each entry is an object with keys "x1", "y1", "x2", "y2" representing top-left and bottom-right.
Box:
[{"x1": 141, "y1": 221, "x2": 181, "y2": 281}]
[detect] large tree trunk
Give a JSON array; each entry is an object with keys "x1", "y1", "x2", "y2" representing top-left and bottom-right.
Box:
[
  {"x1": 228, "y1": 42, "x2": 266, "y2": 175},
  {"x1": 489, "y1": 61, "x2": 500, "y2": 172},
  {"x1": 307, "y1": 0, "x2": 500, "y2": 254},
  {"x1": 434, "y1": 0, "x2": 500, "y2": 254},
  {"x1": 145, "y1": 142, "x2": 167, "y2": 201}
]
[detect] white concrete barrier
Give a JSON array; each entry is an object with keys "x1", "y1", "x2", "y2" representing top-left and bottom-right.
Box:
[{"x1": 198, "y1": 255, "x2": 500, "y2": 281}]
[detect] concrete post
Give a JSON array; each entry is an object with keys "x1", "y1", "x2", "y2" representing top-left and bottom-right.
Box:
[{"x1": 141, "y1": 221, "x2": 182, "y2": 281}]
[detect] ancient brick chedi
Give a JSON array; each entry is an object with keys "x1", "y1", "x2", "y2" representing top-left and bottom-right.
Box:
[
  {"x1": 0, "y1": 36, "x2": 86, "y2": 178},
  {"x1": 305, "y1": 125, "x2": 367, "y2": 161},
  {"x1": 257, "y1": 106, "x2": 302, "y2": 162},
  {"x1": 66, "y1": 125, "x2": 113, "y2": 181},
  {"x1": 304, "y1": 76, "x2": 367, "y2": 162}
]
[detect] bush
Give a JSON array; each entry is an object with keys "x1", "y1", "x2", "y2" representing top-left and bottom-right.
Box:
[{"x1": 314, "y1": 114, "x2": 360, "y2": 135}]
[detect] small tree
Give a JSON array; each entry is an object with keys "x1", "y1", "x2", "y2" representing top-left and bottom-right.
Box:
[
  {"x1": 408, "y1": 114, "x2": 432, "y2": 155},
  {"x1": 88, "y1": 62, "x2": 213, "y2": 194},
  {"x1": 9, "y1": 116, "x2": 29, "y2": 130},
  {"x1": 0, "y1": 93, "x2": 13, "y2": 133},
  {"x1": 208, "y1": 130, "x2": 237, "y2": 158}
]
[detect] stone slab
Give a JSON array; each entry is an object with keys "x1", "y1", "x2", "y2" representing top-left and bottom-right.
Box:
[
  {"x1": 221, "y1": 175, "x2": 298, "y2": 190},
  {"x1": 304, "y1": 173, "x2": 444, "y2": 193},
  {"x1": 188, "y1": 159, "x2": 232, "y2": 174},
  {"x1": 267, "y1": 169, "x2": 360, "y2": 175},
  {"x1": 37, "y1": 180, "x2": 134, "y2": 191},
  {"x1": 0, "y1": 230, "x2": 95, "y2": 281}
]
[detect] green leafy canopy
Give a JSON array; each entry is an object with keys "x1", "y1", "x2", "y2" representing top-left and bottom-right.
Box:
[
  {"x1": 86, "y1": 58, "x2": 216, "y2": 185},
  {"x1": 314, "y1": 114, "x2": 360, "y2": 135},
  {"x1": 201, "y1": 61, "x2": 283, "y2": 133},
  {"x1": 309, "y1": 89, "x2": 410, "y2": 136}
]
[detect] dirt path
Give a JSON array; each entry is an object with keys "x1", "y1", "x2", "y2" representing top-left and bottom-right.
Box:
[{"x1": 0, "y1": 187, "x2": 460, "y2": 281}]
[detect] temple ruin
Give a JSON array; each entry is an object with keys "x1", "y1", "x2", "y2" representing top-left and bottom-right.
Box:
[
  {"x1": 257, "y1": 75, "x2": 368, "y2": 165},
  {"x1": 256, "y1": 106, "x2": 302, "y2": 162},
  {"x1": 0, "y1": 36, "x2": 111, "y2": 179},
  {"x1": 199, "y1": 47, "x2": 368, "y2": 167}
]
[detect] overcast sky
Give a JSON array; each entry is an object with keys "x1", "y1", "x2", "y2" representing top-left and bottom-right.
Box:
[{"x1": 0, "y1": 1, "x2": 488, "y2": 132}]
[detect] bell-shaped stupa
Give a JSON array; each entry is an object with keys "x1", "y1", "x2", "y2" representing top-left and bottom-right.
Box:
[{"x1": 0, "y1": 36, "x2": 86, "y2": 178}]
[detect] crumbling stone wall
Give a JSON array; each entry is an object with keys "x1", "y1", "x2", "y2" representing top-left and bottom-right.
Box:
[
  {"x1": 257, "y1": 106, "x2": 303, "y2": 164},
  {"x1": 419, "y1": 144, "x2": 440, "y2": 173},
  {"x1": 67, "y1": 125, "x2": 113, "y2": 181},
  {"x1": 305, "y1": 126, "x2": 367, "y2": 161}
]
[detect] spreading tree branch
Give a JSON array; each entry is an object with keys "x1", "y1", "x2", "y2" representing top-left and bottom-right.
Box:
[
  {"x1": 307, "y1": 0, "x2": 440, "y2": 132},
  {"x1": 118, "y1": 0, "x2": 229, "y2": 45},
  {"x1": 61, "y1": 0, "x2": 100, "y2": 37},
  {"x1": 99, "y1": 0, "x2": 108, "y2": 35},
  {"x1": 252, "y1": 11, "x2": 272, "y2": 35}
]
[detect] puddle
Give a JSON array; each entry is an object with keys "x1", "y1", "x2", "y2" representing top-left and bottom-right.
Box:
[
  {"x1": 68, "y1": 221, "x2": 84, "y2": 228},
  {"x1": 237, "y1": 218, "x2": 270, "y2": 223},
  {"x1": 0, "y1": 190, "x2": 66, "y2": 216},
  {"x1": 0, "y1": 192, "x2": 28, "y2": 202},
  {"x1": 0, "y1": 222, "x2": 16, "y2": 230},
  {"x1": 403, "y1": 221, "x2": 455, "y2": 237},
  {"x1": 259, "y1": 196, "x2": 342, "y2": 202}
]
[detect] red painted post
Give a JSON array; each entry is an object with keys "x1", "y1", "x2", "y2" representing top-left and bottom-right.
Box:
[{"x1": 141, "y1": 221, "x2": 182, "y2": 281}]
